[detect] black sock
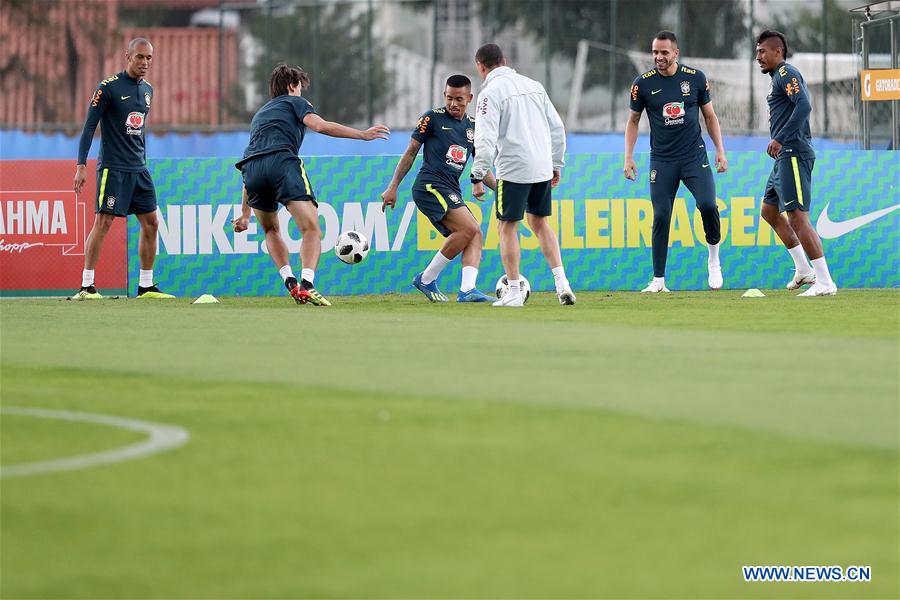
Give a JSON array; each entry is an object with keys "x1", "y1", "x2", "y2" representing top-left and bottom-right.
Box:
[
  {"x1": 301, "y1": 278, "x2": 314, "y2": 290},
  {"x1": 284, "y1": 276, "x2": 298, "y2": 291}
]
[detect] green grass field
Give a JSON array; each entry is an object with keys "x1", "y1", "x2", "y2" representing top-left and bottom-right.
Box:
[{"x1": 1, "y1": 290, "x2": 898, "y2": 598}]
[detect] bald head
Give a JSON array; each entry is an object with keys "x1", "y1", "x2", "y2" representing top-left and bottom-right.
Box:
[{"x1": 125, "y1": 38, "x2": 153, "y2": 79}]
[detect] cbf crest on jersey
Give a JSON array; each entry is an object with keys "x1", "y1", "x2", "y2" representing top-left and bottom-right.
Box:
[
  {"x1": 466, "y1": 128, "x2": 474, "y2": 143},
  {"x1": 680, "y1": 81, "x2": 690, "y2": 95},
  {"x1": 145, "y1": 92, "x2": 152, "y2": 106}
]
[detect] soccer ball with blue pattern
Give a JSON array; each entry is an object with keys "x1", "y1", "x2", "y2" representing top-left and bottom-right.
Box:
[
  {"x1": 335, "y1": 230, "x2": 369, "y2": 264},
  {"x1": 495, "y1": 275, "x2": 531, "y2": 302}
]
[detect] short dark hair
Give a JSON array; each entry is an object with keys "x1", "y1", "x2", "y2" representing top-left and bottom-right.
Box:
[
  {"x1": 475, "y1": 44, "x2": 504, "y2": 68},
  {"x1": 655, "y1": 31, "x2": 678, "y2": 46},
  {"x1": 445, "y1": 74, "x2": 471, "y2": 90},
  {"x1": 268, "y1": 63, "x2": 310, "y2": 98},
  {"x1": 127, "y1": 37, "x2": 152, "y2": 53},
  {"x1": 757, "y1": 29, "x2": 788, "y2": 57}
]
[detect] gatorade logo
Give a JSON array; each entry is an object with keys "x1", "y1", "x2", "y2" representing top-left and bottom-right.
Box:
[
  {"x1": 663, "y1": 102, "x2": 685, "y2": 126},
  {"x1": 126, "y1": 112, "x2": 145, "y2": 136}
]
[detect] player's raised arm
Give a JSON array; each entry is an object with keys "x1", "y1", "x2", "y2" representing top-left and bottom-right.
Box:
[
  {"x1": 302, "y1": 113, "x2": 389, "y2": 140},
  {"x1": 381, "y1": 138, "x2": 422, "y2": 211}
]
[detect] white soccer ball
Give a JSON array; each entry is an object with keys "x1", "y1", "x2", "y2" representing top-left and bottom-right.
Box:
[
  {"x1": 334, "y1": 230, "x2": 369, "y2": 264},
  {"x1": 495, "y1": 274, "x2": 531, "y2": 302}
]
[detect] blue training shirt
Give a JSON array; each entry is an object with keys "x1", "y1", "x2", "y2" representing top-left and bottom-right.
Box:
[
  {"x1": 629, "y1": 64, "x2": 711, "y2": 160},
  {"x1": 411, "y1": 108, "x2": 475, "y2": 193},
  {"x1": 766, "y1": 62, "x2": 815, "y2": 159},
  {"x1": 236, "y1": 95, "x2": 316, "y2": 168},
  {"x1": 77, "y1": 71, "x2": 153, "y2": 171}
]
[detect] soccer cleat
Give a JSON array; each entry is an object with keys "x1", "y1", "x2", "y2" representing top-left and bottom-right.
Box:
[
  {"x1": 71, "y1": 285, "x2": 103, "y2": 300},
  {"x1": 290, "y1": 284, "x2": 332, "y2": 306},
  {"x1": 492, "y1": 291, "x2": 524, "y2": 307},
  {"x1": 641, "y1": 280, "x2": 670, "y2": 293},
  {"x1": 557, "y1": 286, "x2": 577, "y2": 305},
  {"x1": 786, "y1": 270, "x2": 816, "y2": 290},
  {"x1": 797, "y1": 283, "x2": 837, "y2": 297},
  {"x1": 136, "y1": 285, "x2": 176, "y2": 299},
  {"x1": 707, "y1": 264, "x2": 723, "y2": 290},
  {"x1": 457, "y1": 288, "x2": 491, "y2": 303},
  {"x1": 413, "y1": 272, "x2": 448, "y2": 302}
]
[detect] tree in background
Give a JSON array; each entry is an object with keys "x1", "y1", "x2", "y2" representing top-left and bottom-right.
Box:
[
  {"x1": 247, "y1": 2, "x2": 388, "y2": 126},
  {"x1": 480, "y1": 0, "x2": 748, "y2": 81}
]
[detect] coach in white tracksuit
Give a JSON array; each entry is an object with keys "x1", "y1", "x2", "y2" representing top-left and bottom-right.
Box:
[{"x1": 470, "y1": 44, "x2": 576, "y2": 307}]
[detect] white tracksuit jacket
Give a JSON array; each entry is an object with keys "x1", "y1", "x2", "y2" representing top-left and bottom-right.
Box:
[{"x1": 470, "y1": 66, "x2": 566, "y2": 184}]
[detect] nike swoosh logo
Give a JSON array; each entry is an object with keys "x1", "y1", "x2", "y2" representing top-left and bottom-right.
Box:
[
  {"x1": 120, "y1": 96, "x2": 131, "y2": 100},
  {"x1": 441, "y1": 126, "x2": 452, "y2": 130},
  {"x1": 816, "y1": 202, "x2": 900, "y2": 239},
  {"x1": 701, "y1": 163, "x2": 709, "y2": 168},
  {"x1": 651, "y1": 90, "x2": 662, "y2": 95}
]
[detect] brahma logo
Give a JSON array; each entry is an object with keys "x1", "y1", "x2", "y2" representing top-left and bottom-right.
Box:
[
  {"x1": 126, "y1": 112, "x2": 145, "y2": 135},
  {"x1": 663, "y1": 102, "x2": 685, "y2": 125},
  {"x1": 445, "y1": 144, "x2": 467, "y2": 170},
  {"x1": 0, "y1": 193, "x2": 84, "y2": 254}
]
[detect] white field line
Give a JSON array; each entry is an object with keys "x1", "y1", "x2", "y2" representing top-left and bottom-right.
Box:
[{"x1": 1, "y1": 407, "x2": 189, "y2": 478}]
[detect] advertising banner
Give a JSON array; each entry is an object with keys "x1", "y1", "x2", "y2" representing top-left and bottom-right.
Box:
[
  {"x1": 124, "y1": 151, "x2": 898, "y2": 297},
  {"x1": 0, "y1": 160, "x2": 127, "y2": 297},
  {"x1": 861, "y1": 69, "x2": 900, "y2": 101}
]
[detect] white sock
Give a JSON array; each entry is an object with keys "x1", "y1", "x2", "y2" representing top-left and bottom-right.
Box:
[
  {"x1": 139, "y1": 269, "x2": 153, "y2": 288},
  {"x1": 508, "y1": 278, "x2": 521, "y2": 295},
  {"x1": 421, "y1": 252, "x2": 451, "y2": 285},
  {"x1": 551, "y1": 266, "x2": 569, "y2": 293},
  {"x1": 653, "y1": 276, "x2": 666, "y2": 286},
  {"x1": 810, "y1": 257, "x2": 834, "y2": 287},
  {"x1": 460, "y1": 266, "x2": 478, "y2": 292},
  {"x1": 81, "y1": 269, "x2": 94, "y2": 287},
  {"x1": 278, "y1": 265, "x2": 295, "y2": 282},
  {"x1": 707, "y1": 242, "x2": 720, "y2": 267},
  {"x1": 787, "y1": 244, "x2": 813, "y2": 273},
  {"x1": 301, "y1": 268, "x2": 315, "y2": 284}
]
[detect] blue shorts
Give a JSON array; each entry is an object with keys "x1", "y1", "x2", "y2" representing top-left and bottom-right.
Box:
[
  {"x1": 95, "y1": 168, "x2": 157, "y2": 216},
  {"x1": 763, "y1": 155, "x2": 814, "y2": 212},
  {"x1": 495, "y1": 179, "x2": 552, "y2": 221},
  {"x1": 240, "y1": 151, "x2": 317, "y2": 212},
  {"x1": 412, "y1": 183, "x2": 467, "y2": 237}
]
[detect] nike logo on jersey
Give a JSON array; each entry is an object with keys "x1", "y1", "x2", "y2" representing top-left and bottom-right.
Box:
[
  {"x1": 441, "y1": 126, "x2": 452, "y2": 130},
  {"x1": 120, "y1": 96, "x2": 131, "y2": 100},
  {"x1": 816, "y1": 202, "x2": 900, "y2": 239},
  {"x1": 651, "y1": 90, "x2": 662, "y2": 95},
  {"x1": 701, "y1": 163, "x2": 709, "y2": 168}
]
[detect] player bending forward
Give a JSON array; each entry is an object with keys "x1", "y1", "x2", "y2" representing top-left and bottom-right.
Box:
[
  {"x1": 232, "y1": 64, "x2": 389, "y2": 306},
  {"x1": 381, "y1": 74, "x2": 496, "y2": 302}
]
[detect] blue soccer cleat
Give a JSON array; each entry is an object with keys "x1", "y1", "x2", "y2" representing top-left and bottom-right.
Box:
[
  {"x1": 457, "y1": 288, "x2": 491, "y2": 303},
  {"x1": 412, "y1": 272, "x2": 448, "y2": 302}
]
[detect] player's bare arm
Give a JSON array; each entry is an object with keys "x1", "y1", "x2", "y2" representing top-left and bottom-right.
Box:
[
  {"x1": 380, "y1": 138, "x2": 422, "y2": 211},
  {"x1": 302, "y1": 113, "x2": 389, "y2": 140},
  {"x1": 700, "y1": 102, "x2": 728, "y2": 173},
  {"x1": 483, "y1": 171, "x2": 497, "y2": 192},
  {"x1": 623, "y1": 110, "x2": 642, "y2": 180},
  {"x1": 232, "y1": 186, "x2": 251, "y2": 232}
]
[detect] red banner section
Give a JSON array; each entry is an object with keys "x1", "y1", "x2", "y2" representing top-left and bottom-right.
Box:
[{"x1": 0, "y1": 160, "x2": 127, "y2": 296}]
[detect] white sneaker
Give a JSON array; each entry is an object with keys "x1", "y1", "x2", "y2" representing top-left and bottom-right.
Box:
[
  {"x1": 492, "y1": 292, "x2": 524, "y2": 307},
  {"x1": 786, "y1": 270, "x2": 816, "y2": 290},
  {"x1": 557, "y1": 286, "x2": 576, "y2": 305},
  {"x1": 707, "y1": 264, "x2": 723, "y2": 290},
  {"x1": 641, "y1": 280, "x2": 670, "y2": 293},
  {"x1": 797, "y1": 283, "x2": 837, "y2": 297}
]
